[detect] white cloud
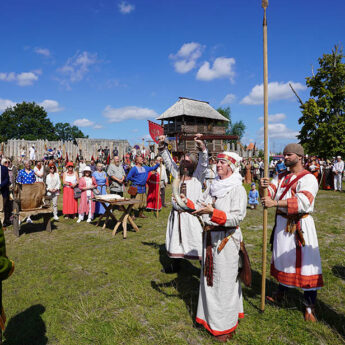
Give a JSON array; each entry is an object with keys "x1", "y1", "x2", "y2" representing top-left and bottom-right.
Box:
[
  {"x1": 258, "y1": 113, "x2": 286, "y2": 123},
  {"x1": 220, "y1": 93, "x2": 236, "y2": 105},
  {"x1": 39, "y1": 99, "x2": 63, "y2": 112},
  {"x1": 258, "y1": 123, "x2": 299, "y2": 139},
  {"x1": 0, "y1": 71, "x2": 40, "y2": 86},
  {"x1": 73, "y1": 118, "x2": 95, "y2": 127},
  {"x1": 118, "y1": 1, "x2": 135, "y2": 14},
  {"x1": 93, "y1": 124, "x2": 103, "y2": 129},
  {"x1": 196, "y1": 57, "x2": 235, "y2": 82},
  {"x1": 0, "y1": 99, "x2": 16, "y2": 112},
  {"x1": 58, "y1": 51, "x2": 99, "y2": 87},
  {"x1": 34, "y1": 47, "x2": 51, "y2": 57},
  {"x1": 241, "y1": 81, "x2": 306, "y2": 105},
  {"x1": 169, "y1": 42, "x2": 204, "y2": 74},
  {"x1": 103, "y1": 105, "x2": 157, "y2": 122}
]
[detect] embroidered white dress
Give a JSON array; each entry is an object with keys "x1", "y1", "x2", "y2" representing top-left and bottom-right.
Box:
[
  {"x1": 196, "y1": 179, "x2": 247, "y2": 336},
  {"x1": 268, "y1": 171, "x2": 323, "y2": 290},
  {"x1": 161, "y1": 148, "x2": 208, "y2": 260}
]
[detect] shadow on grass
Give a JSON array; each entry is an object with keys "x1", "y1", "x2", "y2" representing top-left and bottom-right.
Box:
[
  {"x1": 142, "y1": 241, "x2": 200, "y2": 324},
  {"x1": 245, "y1": 269, "x2": 345, "y2": 339},
  {"x1": 91, "y1": 210, "x2": 143, "y2": 234},
  {"x1": 3, "y1": 304, "x2": 47, "y2": 345},
  {"x1": 19, "y1": 217, "x2": 58, "y2": 236},
  {"x1": 332, "y1": 265, "x2": 345, "y2": 281}
]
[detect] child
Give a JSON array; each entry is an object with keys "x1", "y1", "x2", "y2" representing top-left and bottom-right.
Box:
[
  {"x1": 77, "y1": 167, "x2": 97, "y2": 223},
  {"x1": 248, "y1": 182, "x2": 259, "y2": 209}
]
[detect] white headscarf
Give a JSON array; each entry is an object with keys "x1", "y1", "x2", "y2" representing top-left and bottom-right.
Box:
[{"x1": 210, "y1": 151, "x2": 243, "y2": 198}]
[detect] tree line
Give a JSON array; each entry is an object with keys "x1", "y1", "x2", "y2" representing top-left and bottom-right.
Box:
[{"x1": 0, "y1": 102, "x2": 87, "y2": 142}]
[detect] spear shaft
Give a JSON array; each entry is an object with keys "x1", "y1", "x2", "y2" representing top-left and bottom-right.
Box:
[{"x1": 261, "y1": 0, "x2": 269, "y2": 312}]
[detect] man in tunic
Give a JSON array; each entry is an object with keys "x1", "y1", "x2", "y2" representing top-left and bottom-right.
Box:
[
  {"x1": 126, "y1": 156, "x2": 159, "y2": 218},
  {"x1": 78, "y1": 157, "x2": 87, "y2": 178},
  {"x1": 157, "y1": 157, "x2": 168, "y2": 207},
  {"x1": 260, "y1": 143, "x2": 323, "y2": 322},
  {"x1": 191, "y1": 151, "x2": 247, "y2": 342},
  {"x1": 158, "y1": 134, "x2": 207, "y2": 273},
  {"x1": 29, "y1": 145, "x2": 36, "y2": 162},
  {"x1": 108, "y1": 156, "x2": 126, "y2": 197},
  {"x1": 332, "y1": 156, "x2": 344, "y2": 191}
]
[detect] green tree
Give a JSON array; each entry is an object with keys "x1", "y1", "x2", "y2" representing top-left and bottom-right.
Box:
[
  {"x1": 0, "y1": 102, "x2": 58, "y2": 141},
  {"x1": 298, "y1": 45, "x2": 345, "y2": 158},
  {"x1": 217, "y1": 106, "x2": 246, "y2": 140},
  {"x1": 54, "y1": 122, "x2": 87, "y2": 141}
]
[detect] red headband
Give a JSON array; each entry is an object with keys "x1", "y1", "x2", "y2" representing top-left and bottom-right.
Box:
[{"x1": 217, "y1": 153, "x2": 236, "y2": 165}]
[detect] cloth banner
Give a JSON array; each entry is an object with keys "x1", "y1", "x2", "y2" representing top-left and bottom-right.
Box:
[{"x1": 148, "y1": 120, "x2": 164, "y2": 144}]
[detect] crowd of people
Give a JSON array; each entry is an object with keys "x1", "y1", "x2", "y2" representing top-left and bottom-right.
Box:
[
  {"x1": 0, "y1": 141, "x2": 343, "y2": 342},
  {"x1": 0, "y1": 152, "x2": 170, "y2": 227}
]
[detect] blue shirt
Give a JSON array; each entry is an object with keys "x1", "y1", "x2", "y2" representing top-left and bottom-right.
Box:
[
  {"x1": 126, "y1": 164, "x2": 159, "y2": 194},
  {"x1": 248, "y1": 189, "x2": 259, "y2": 204},
  {"x1": 275, "y1": 162, "x2": 286, "y2": 174},
  {"x1": 16, "y1": 169, "x2": 36, "y2": 184}
]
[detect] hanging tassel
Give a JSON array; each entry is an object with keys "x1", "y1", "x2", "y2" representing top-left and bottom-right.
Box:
[{"x1": 204, "y1": 231, "x2": 213, "y2": 286}]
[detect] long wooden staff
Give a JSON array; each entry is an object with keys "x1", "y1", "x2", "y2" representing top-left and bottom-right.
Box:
[
  {"x1": 156, "y1": 162, "x2": 162, "y2": 218},
  {"x1": 261, "y1": 0, "x2": 269, "y2": 312}
]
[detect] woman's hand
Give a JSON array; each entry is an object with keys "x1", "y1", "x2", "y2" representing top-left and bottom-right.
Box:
[
  {"x1": 194, "y1": 133, "x2": 206, "y2": 151},
  {"x1": 180, "y1": 193, "x2": 187, "y2": 203},
  {"x1": 192, "y1": 202, "x2": 214, "y2": 215}
]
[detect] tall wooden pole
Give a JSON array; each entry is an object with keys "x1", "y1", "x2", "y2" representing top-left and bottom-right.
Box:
[
  {"x1": 156, "y1": 162, "x2": 162, "y2": 218},
  {"x1": 261, "y1": 0, "x2": 269, "y2": 312}
]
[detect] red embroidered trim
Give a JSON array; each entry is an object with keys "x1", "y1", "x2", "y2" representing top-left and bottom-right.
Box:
[
  {"x1": 186, "y1": 199, "x2": 195, "y2": 209},
  {"x1": 268, "y1": 183, "x2": 276, "y2": 198},
  {"x1": 270, "y1": 264, "x2": 324, "y2": 289},
  {"x1": 299, "y1": 190, "x2": 314, "y2": 204},
  {"x1": 217, "y1": 153, "x2": 236, "y2": 165},
  {"x1": 211, "y1": 209, "x2": 227, "y2": 225},
  {"x1": 196, "y1": 317, "x2": 240, "y2": 336},
  {"x1": 287, "y1": 197, "x2": 299, "y2": 214}
]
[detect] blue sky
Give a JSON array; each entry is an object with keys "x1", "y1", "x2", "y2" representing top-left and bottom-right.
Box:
[{"x1": 0, "y1": 0, "x2": 344, "y2": 151}]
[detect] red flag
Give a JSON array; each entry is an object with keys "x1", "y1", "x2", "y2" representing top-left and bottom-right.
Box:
[
  {"x1": 106, "y1": 154, "x2": 110, "y2": 165},
  {"x1": 91, "y1": 155, "x2": 95, "y2": 161},
  {"x1": 66, "y1": 152, "x2": 69, "y2": 162},
  {"x1": 148, "y1": 120, "x2": 164, "y2": 144}
]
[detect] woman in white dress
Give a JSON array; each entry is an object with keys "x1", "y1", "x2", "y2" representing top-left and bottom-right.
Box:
[
  {"x1": 191, "y1": 152, "x2": 247, "y2": 342},
  {"x1": 46, "y1": 163, "x2": 61, "y2": 220}
]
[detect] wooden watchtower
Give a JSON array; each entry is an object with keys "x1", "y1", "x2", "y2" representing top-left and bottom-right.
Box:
[{"x1": 156, "y1": 97, "x2": 237, "y2": 156}]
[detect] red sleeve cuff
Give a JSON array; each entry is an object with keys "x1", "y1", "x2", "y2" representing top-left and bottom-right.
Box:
[
  {"x1": 211, "y1": 209, "x2": 227, "y2": 225},
  {"x1": 287, "y1": 197, "x2": 299, "y2": 214},
  {"x1": 186, "y1": 199, "x2": 195, "y2": 209}
]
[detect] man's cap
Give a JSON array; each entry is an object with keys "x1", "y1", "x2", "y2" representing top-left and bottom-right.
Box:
[
  {"x1": 283, "y1": 143, "x2": 304, "y2": 157},
  {"x1": 337, "y1": 156, "x2": 341, "y2": 159}
]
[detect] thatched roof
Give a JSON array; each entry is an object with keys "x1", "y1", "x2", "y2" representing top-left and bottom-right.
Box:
[{"x1": 156, "y1": 97, "x2": 229, "y2": 122}]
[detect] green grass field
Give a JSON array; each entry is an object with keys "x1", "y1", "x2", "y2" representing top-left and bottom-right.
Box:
[{"x1": 2, "y1": 185, "x2": 345, "y2": 345}]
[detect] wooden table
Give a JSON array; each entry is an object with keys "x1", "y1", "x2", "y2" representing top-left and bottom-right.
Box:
[
  {"x1": 12, "y1": 199, "x2": 53, "y2": 237},
  {"x1": 92, "y1": 198, "x2": 140, "y2": 239}
]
